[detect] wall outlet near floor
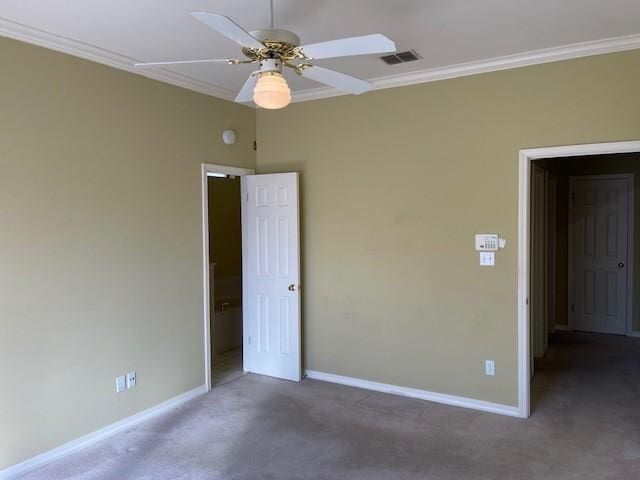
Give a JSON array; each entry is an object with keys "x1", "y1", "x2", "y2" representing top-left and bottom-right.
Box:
[
  {"x1": 485, "y1": 360, "x2": 496, "y2": 376},
  {"x1": 126, "y1": 371, "x2": 136, "y2": 389},
  {"x1": 116, "y1": 375, "x2": 126, "y2": 393}
]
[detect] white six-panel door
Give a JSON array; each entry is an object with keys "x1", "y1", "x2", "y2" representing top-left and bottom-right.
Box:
[
  {"x1": 571, "y1": 176, "x2": 630, "y2": 335},
  {"x1": 242, "y1": 173, "x2": 301, "y2": 381}
]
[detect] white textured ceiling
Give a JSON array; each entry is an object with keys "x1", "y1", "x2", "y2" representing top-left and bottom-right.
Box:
[{"x1": 1, "y1": 0, "x2": 639, "y2": 101}]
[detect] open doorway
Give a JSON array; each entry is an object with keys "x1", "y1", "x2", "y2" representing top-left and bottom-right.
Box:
[
  {"x1": 529, "y1": 152, "x2": 640, "y2": 414},
  {"x1": 208, "y1": 172, "x2": 244, "y2": 385},
  {"x1": 201, "y1": 164, "x2": 302, "y2": 391},
  {"x1": 201, "y1": 164, "x2": 254, "y2": 391}
]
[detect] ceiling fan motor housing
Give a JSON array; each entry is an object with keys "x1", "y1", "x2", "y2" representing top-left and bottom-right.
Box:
[
  {"x1": 241, "y1": 29, "x2": 304, "y2": 64},
  {"x1": 250, "y1": 29, "x2": 300, "y2": 47}
]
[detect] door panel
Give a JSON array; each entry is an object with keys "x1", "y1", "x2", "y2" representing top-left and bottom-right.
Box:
[
  {"x1": 571, "y1": 177, "x2": 629, "y2": 335},
  {"x1": 243, "y1": 173, "x2": 301, "y2": 381}
]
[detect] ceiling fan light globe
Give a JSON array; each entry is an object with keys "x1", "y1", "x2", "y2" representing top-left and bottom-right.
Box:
[{"x1": 253, "y1": 72, "x2": 291, "y2": 109}]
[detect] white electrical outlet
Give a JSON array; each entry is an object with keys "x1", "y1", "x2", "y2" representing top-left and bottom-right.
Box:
[
  {"x1": 485, "y1": 360, "x2": 496, "y2": 376},
  {"x1": 116, "y1": 375, "x2": 126, "y2": 393},
  {"x1": 126, "y1": 371, "x2": 136, "y2": 389}
]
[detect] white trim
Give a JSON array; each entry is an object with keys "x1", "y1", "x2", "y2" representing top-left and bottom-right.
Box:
[
  {"x1": 241, "y1": 178, "x2": 250, "y2": 375},
  {"x1": 517, "y1": 149, "x2": 531, "y2": 418},
  {"x1": 519, "y1": 142, "x2": 640, "y2": 160},
  {"x1": 0, "y1": 16, "x2": 237, "y2": 102},
  {"x1": 518, "y1": 140, "x2": 640, "y2": 419},
  {"x1": 0, "y1": 385, "x2": 206, "y2": 480},
  {"x1": 567, "y1": 174, "x2": 634, "y2": 336},
  {"x1": 305, "y1": 370, "x2": 520, "y2": 418},
  {"x1": 201, "y1": 163, "x2": 254, "y2": 392},
  {"x1": 557, "y1": 327, "x2": 640, "y2": 336},
  {"x1": 1, "y1": 14, "x2": 638, "y2": 104},
  {"x1": 293, "y1": 33, "x2": 640, "y2": 103}
]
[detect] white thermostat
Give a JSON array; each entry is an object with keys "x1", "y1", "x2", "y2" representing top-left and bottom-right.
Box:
[{"x1": 475, "y1": 234, "x2": 499, "y2": 251}]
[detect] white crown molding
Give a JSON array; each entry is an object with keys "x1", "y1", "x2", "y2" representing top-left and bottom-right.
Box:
[
  {"x1": 0, "y1": 16, "x2": 237, "y2": 102},
  {"x1": 292, "y1": 33, "x2": 640, "y2": 103},
  {"x1": 0, "y1": 385, "x2": 206, "y2": 480},
  {"x1": 1, "y1": 14, "x2": 639, "y2": 106},
  {"x1": 305, "y1": 370, "x2": 521, "y2": 418}
]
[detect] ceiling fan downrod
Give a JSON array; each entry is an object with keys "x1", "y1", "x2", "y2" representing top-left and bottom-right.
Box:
[{"x1": 269, "y1": 0, "x2": 274, "y2": 29}]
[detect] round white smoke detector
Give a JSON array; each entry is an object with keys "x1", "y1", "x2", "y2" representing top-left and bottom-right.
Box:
[{"x1": 222, "y1": 130, "x2": 236, "y2": 145}]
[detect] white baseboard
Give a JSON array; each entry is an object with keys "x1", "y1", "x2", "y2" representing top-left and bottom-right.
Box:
[
  {"x1": 305, "y1": 370, "x2": 521, "y2": 418},
  {"x1": 554, "y1": 325, "x2": 640, "y2": 337},
  {"x1": 0, "y1": 385, "x2": 206, "y2": 480}
]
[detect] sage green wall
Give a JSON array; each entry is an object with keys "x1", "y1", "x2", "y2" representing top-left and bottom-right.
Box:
[
  {"x1": 0, "y1": 37, "x2": 255, "y2": 469},
  {"x1": 256, "y1": 50, "x2": 640, "y2": 407},
  {"x1": 208, "y1": 177, "x2": 243, "y2": 281}
]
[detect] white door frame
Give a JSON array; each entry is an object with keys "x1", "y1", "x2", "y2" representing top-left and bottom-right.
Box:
[
  {"x1": 567, "y1": 174, "x2": 634, "y2": 335},
  {"x1": 518, "y1": 140, "x2": 640, "y2": 418},
  {"x1": 202, "y1": 163, "x2": 255, "y2": 392}
]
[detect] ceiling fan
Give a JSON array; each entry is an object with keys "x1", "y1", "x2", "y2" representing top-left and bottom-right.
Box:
[{"x1": 134, "y1": 0, "x2": 396, "y2": 109}]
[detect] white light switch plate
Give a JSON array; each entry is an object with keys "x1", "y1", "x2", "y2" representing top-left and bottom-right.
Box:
[
  {"x1": 126, "y1": 371, "x2": 136, "y2": 389},
  {"x1": 479, "y1": 252, "x2": 495, "y2": 266},
  {"x1": 116, "y1": 375, "x2": 126, "y2": 393},
  {"x1": 485, "y1": 360, "x2": 495, "y2": 376}
]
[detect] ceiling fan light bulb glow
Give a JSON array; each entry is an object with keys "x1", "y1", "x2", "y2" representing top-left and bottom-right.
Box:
[{"x1": 253, "y1": 72, "x2": 291, "y2": 109}]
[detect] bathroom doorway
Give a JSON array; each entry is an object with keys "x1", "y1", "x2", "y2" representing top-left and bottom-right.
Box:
[
  {"x1": 201, "y1": 163, "x2": 302, "y2": 390},
  {"x1": 203, "y1": 164, "x2": 253, "y2": 387}
]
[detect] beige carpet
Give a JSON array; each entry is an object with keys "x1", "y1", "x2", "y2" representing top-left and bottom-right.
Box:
[{"x1": 18, "y1": 332, "x2": 640, "y2": 479}]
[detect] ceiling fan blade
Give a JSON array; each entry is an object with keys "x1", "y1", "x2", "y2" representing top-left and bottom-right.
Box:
[
  {"x1": 191, "y1": 12, "x2": 264, "y2": 50},
  {"x1": 134, "y1": 59, "x2": 233, "y2": 68},
  {"x1": 235, "y1": 72, "x2": 259, "y2": 103},
  {"x1": 299, "y1": 34, "x2": 395, "y2": 60},
  {"x1": 300, "y1": 66, "x2": 374, "y2": 95}
]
